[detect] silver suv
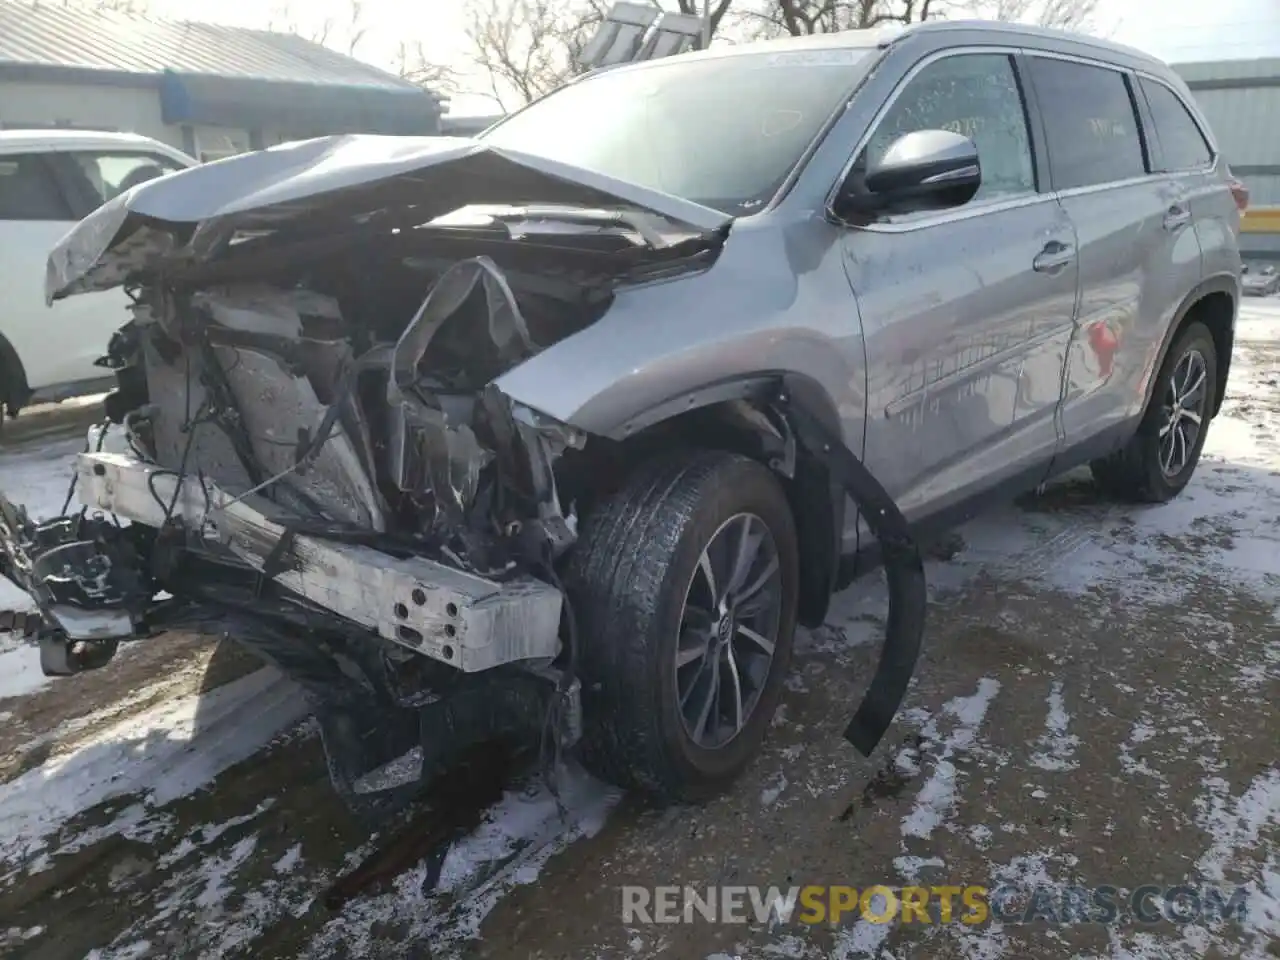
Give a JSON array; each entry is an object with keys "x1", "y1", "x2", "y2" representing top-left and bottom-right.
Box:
[{"x1": 0, "y1": 21, "x2": 1242, "y2": 815}]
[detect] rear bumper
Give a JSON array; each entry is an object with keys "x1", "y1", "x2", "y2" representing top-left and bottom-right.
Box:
[{"x1": 76, "y1": 451, "x2": 564, "y2": 672}]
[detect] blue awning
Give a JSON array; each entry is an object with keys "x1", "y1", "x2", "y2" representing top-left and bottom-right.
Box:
[{"x1": 158, "y1": 70, "x2": 441, "y2": 136}]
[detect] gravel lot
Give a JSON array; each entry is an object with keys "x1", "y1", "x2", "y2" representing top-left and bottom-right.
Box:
[{"x1": 2, "y1": 303, "x2": 1278, "y2": 960}]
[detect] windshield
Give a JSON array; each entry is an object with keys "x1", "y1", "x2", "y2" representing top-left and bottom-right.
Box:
[{"x1": 480, "y1": 49, "x2": 873, "y2": 215}]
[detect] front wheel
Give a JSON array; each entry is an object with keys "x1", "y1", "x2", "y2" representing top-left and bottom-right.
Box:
[
  {"x1": 1091, "y1": 320, "x2": 1219, "y2": 503},
  {"x1": 568, "y1": 450, "x2": 799, "y2": 804}
]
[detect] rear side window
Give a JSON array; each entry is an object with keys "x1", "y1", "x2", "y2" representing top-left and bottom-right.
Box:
[
  {"x1": 1029, "y1": 58, "x2": 1147, "y2": 191},
  {"x1": 1139, "y1": 78, "x2": 1213, "y2": 171},
  {"x1": 0, "y1": 153, "x2": 73, "y2": 221}
]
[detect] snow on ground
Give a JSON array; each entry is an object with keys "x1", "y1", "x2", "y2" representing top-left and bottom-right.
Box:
[
  {"x1": 0, "y1": 432, "x2": 90, "y2": 698},
  {"x1": 0, "y1": 669, "x2": 308, "y2": 873},
  {"x1": 0, "y1": 422, "x2": 141, "y2": 696},
  {"x1": 304, "y1": 767, "x2": 621, "y2": 959},
  {"x1": 0, "y1": 303, "x2": 1277, "y2": 958},
  {"x1": 0, "y1": 433, "x2": 85, "y2": 525},
  {"x1": 0, "y1": 645, "x2": 51, "y2": 701}
]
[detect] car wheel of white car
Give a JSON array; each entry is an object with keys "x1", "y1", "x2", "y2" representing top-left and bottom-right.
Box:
[
  {"x1": 568, "y1": 450, "x2": 799, "y2": 803},
  {"x1": 1091, "y1": 321, "x2": 1218, "y2": 503}
]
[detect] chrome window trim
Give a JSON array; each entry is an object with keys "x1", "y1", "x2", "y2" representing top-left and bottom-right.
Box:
[
  {"x1": 1054, "y1": 173, "x2": 1167, "y2": 202},
  {"x1": 852, "y1": 190, "x2": 1055, "y2": 234}
]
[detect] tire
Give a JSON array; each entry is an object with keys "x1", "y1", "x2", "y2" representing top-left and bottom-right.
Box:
[
  {"x1": 1090, "y1": 321, "x2": 1218, "y2": 503},
  {"x1": 567, "y1": 450, "x2": 799, "y2": 804}
]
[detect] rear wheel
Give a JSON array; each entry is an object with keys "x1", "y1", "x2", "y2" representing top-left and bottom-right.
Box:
[
  {"x1": 568, "y1": 450, "x2": 799, "y2": 803},
  {"x1": 1091, "y1": 321, "x2": 1218, "y2": 503}
]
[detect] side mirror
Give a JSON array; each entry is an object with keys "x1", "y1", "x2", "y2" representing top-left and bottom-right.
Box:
[{"x1": 837, "y1": 129, "x2": 982, "y2": 219}]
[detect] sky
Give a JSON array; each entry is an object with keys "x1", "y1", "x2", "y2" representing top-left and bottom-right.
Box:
[{"x1": 147, "y1": 0, "x2": 1280, "y2": 116}]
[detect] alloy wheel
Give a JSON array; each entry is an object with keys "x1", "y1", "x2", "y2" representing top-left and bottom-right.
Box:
[
  {"x1": 1159, "y1": 347, "x2": 1209, "y2": 478},
  {"x1": 673, "y1": 512, "x2": 783, "y2": 750}
]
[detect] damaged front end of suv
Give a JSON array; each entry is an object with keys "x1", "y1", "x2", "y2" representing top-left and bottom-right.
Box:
[{"x1": 1, "y1": 134, "x2": 924, "y2": 818}]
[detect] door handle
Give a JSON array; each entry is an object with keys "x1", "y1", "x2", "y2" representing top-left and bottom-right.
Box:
[
  {"x1": 1163, "y1": 205, "x2": 1191, "y2": 231},
  {"x1": 1033, "y1": 241, "x2": 1074, "y2": 274}
]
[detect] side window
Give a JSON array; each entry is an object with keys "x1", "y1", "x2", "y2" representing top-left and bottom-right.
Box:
[
  {"x1": 860, "y1": 53, "x2": 1036, "y2": 204},
  {"x1": 1139, "y1": 78, "x2": 1212, "y2": 171},
  {"x1": 66, "y1": 152, "x2": 188, "y2": 206},
  {"x1": 0, "y1": 153, "x2": 74, "y2": 221},
  {"x1": 1028, "y1": 57, "x2": 1146, "y2": 190}
]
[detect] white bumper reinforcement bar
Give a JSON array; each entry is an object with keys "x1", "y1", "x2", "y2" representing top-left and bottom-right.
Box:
[{"x1": 76, "y1": 451, "x2": 564, "y2": 672}]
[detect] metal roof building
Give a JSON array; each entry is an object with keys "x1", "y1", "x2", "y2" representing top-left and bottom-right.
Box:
[
  {"x1": 0, "y1": 0, "x2": 443, "y2": 161},
  {"x1": 1174, "y1": 56, "x2": 1280, "y2": 263}
]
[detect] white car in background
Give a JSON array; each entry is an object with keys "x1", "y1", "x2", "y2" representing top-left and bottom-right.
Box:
[{"x1": 0, "y1": 130, "x2": 195, "y2": 427}]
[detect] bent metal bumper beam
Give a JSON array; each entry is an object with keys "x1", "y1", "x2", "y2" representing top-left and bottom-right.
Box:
[{"x1": 75, "y1": 451, "x2": 564, "y2": 672}]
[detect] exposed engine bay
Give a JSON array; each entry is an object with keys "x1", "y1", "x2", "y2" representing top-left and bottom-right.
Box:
[
  {"x1": 0, "y1": 136, "x2": 925, "y2": 822},
  {"x1": 0, "y1": 193, "x2": 726, "y2": 815}
]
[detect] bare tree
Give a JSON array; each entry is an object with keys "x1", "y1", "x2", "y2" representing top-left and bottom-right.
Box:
[
  {"x1": 1027, "y1": 0, "x2": 1098, "y2": 30},
  {"x1": 460, "y1": 0, "x2": 1097, "y2": 111},
  {"x1": 264, "y1": 0, "x2": 379, "y2": 56},
  {"x1": 340, "y1": 0, "x2": 368, "y2": 56},
  {"x1": 732, "y1": 0, "x2": 1094, "y2": 37},
  {"x1": 671, "y1": 0, "x2": 736, "y2": 37},
  {"x1": 266, "y1": 1, "x2": 328, "y2": 44},
  {"x1": 966, "y1": 0, "x2": 1097, "y2": 29},
  {"x1": 463, "y1": 0, "x2": 738, "y2": 110},
  {"x1": 261, "y1": 0, "x2": 455, "y2": 92},
  {"x1": 463, "y1": 0, "x2": 601, "y2": 109},
  {"x1": 394, "y1": 40, "x2": 459, "y2": 94},
  {"x1": 732, "y1": 0, "x2": 946, "y2": 39}
]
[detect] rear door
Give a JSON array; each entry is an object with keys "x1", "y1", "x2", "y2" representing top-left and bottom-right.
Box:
[
  {"x1": 1136, "y1": 75, "x2": 1239, "y2": 283},
  {"x1": 1025, "y1": 55, "x2": 1204, "y2": 448}
]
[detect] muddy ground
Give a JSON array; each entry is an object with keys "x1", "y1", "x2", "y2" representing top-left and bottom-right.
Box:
[{"x1": 1, "y1": 306, "x2": 1278, "y2": 960}]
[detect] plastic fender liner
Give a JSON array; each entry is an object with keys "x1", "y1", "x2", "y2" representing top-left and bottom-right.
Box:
[{"x1": 775, "y1": 389, "x2": 926, "y2": 757}]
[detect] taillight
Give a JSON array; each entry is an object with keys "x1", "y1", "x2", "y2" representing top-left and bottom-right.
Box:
[{"x1": 1228, "y1": 176, "x2": 1249, "y2": 213}]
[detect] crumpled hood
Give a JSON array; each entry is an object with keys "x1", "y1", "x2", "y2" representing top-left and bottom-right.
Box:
[{"x1": 46, "y1": 134, "x2": 733, "y2": 303}]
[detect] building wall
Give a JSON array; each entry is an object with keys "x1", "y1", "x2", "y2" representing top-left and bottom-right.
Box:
[
  {"x1": 0, "y1": 79, "x2": 259, "y2": 161},
  {"x1": 0, "y1": 79, "x2": 175, "y2": 145},
  {"x1": 1174, "y1": 58, "x2": 1280, "y2": 262}
]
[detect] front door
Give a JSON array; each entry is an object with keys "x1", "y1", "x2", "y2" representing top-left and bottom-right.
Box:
[{"x1": 840, "y1": 50, "x2": 1078, "y2": 530}]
